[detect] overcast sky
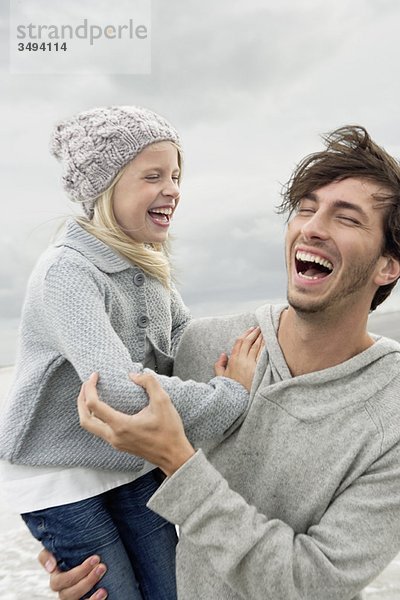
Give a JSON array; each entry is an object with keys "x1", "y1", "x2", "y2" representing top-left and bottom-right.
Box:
[{"x1": 1, "y1": 0, "x2": 400, "y2": 364}]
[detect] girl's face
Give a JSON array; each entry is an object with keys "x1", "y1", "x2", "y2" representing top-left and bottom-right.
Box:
[{"x1": 112, "y1": 141, "x2": 181, "y2": 244}]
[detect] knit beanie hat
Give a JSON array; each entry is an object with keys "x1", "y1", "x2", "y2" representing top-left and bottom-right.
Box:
[{"x1": 50, "y1": 106, "x2": 181, "y2": 218}]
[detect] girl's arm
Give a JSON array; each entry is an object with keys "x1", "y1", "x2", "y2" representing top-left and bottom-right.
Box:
[
  {"x1": 43, "y1": 258, "x2": 257, "y2": 447},
  {"x1": 169, "y1": 283, "x2": 192, "y2": 356}
]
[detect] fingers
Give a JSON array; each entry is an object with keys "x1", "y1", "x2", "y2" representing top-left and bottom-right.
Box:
[
  {"x1": 80, "y1": 410, "x2": 114, "y2": 443},
  {"x1": 247, "y1": 330, "x2": 264, "y2": 360},
  {"x1": 231, "y1": 326, "x2": 262, "y2": 358},
  {"x1": 78, "y1": 399, "x2": 114, "y2": 443},
  {"x1": 77, "y1": 380, "x2": 116, "y2": 443},
  {"x1": 54, "y1": 557, "x2": 107, "y2": 599},
  {"x1": 89, "y1": 590, "x2": 108, "y2": 600},
  {"x1": 77, "y1": 382, "x2": 92, "y2": 423},
  {"x1": 214, "y1": 352, "x2": 228, "y2": 376},
  {"x1": 38, "y1": 548, "x2": 58, "y2": 574},
  {"x1": 85, "y1": 391, "x2": 118, "y2": 425},
  {"x1": 77, "y1": 372, "x2": 101, "y2": 419},
  {"x1": 78, "y1": 374, "x2": 120, "y2": 426},
  {"x1": 243, "y1": 326, "x2": 262, "y2": 348},
  {"x1": 78, "y1": 372, "x2": 99, "y2": 406},
  {"x1": 39, "y1": 551, "x2": 107, "y2": 599},
  {"x1": 55, "y1": 557, "x2": 106, "y2": 599},
  {"x1": 229, "y1": 327, "x2": 257, "y2": 357},
  {"x1": 82, "y1": 373, "x2": 108, "y2": 415},
  {"x1": 256, "y1": 340, "x2": 266, "y2": 362},
  {"x1": 129, "y1": 372, "x2": 169, "y2": 405}
]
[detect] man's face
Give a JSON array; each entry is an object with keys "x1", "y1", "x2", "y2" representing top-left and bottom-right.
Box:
[{"x1": 285, "y1": 177, "x2": 391, "y2": 315}]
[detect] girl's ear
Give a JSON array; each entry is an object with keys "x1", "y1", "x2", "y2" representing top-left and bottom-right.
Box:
[{"x1": 374, "y1": 255, "x2": 400, "y2": 286}]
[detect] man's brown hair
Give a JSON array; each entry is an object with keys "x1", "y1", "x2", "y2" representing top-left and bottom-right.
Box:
[{"x1": 278, "y1": 125, "x2": 400, "y2": 311}]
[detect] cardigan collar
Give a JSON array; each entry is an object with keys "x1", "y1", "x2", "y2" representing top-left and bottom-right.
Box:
[{"x1": 54, "y1": 218, "x2": 132, "y2": 274}]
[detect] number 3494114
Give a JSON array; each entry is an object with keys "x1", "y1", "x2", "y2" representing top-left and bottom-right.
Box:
[{"x1": 18, "y1": 42, "x2": 67, "y2": 51}]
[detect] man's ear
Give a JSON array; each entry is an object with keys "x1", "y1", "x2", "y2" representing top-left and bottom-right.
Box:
[{"x1": 374, "y1": 255, "x2": 400, "y2": 286}]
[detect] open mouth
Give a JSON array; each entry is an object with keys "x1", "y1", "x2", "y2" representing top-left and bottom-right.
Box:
[
  {"x1": 147, "y1": 207, "x2": 173, "y2": 226},
  {"x1": 295, "y1": 250, "x2": 334, "y2": 280}
]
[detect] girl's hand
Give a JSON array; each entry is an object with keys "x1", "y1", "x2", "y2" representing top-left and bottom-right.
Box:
[{"x1": 214, "y1": 326, "x2": 265, "y2": 392}]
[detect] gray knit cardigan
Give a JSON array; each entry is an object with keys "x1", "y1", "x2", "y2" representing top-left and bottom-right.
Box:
[{"x1": 0, "y1": 219, "x2": 248, "y2": 471}]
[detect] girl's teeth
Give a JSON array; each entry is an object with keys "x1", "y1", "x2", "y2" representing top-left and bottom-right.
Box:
[
  {"x1": 148, "y1": 211, "x2": 170, "y2": 224},
  {"x1": 149, "y1": 208, "x2": 172, "y2": 215}
]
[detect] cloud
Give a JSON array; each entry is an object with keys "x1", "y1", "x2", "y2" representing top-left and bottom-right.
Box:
[
  {"x1": 2, "y1": 0, "x2": 400, "y2": 363},
  {"x1": 173, "y1": 206, "x2": 287, "y2": 314},
  {"x1": 0, "y1": 239, "x2": 33, "y2": 319}
]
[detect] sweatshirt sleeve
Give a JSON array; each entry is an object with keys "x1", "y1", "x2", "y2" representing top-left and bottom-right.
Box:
[
  {"x1": 43, "y1": 259, "x2": 249, "y2": 445},
  {"x1": 148, "y1": 447, "x2": 400, "y2": 600}
]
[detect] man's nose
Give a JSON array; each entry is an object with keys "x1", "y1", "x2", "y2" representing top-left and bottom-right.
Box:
[{"x1": 300, "y1": 212, "x2": 330, "y2": 241}]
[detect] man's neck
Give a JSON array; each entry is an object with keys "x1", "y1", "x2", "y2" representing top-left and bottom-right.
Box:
[{"x1": 278, "y1": 306, "x2": 374, "y2": 376}]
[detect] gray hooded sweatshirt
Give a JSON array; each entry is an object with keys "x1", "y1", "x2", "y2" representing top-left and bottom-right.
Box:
[{"x1": 149, "y1": 304, "x2": 400, "y2": 600}]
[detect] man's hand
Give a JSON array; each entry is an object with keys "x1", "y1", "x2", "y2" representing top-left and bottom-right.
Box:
[
  {"x1": 214, "y1": 326, "x2": 264, "y2": 391},
  {"x1": 38, "y1": 549, "x2": 107, "y2": 600},
  {"x1": 78, "y1": 372, "x2": 196, "y2": 477}
]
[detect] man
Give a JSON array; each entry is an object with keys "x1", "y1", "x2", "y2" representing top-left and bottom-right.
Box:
[{"x1": 41, "y1": 126, "x2": 400, "y2": 599}]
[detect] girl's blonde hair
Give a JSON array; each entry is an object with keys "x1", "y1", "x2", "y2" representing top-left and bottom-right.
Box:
[{"x1": 76, "y1": 146, "x2": 182, "y2": 289}]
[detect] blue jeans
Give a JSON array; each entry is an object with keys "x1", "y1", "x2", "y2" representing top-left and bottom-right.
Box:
[{"x1": 22, "y1": 470, "x2": 178, "y2": 599}]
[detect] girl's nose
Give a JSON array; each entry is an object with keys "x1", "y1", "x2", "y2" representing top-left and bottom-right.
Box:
[{"x1": 162, "y1": 179, "x2": 180, "y2": 198}]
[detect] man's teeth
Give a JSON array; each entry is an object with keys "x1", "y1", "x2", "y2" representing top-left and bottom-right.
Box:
[
  {"x1": 295, "y1": 251, "x2": 333, "y2": 271},
  {"x1": 298, "y1": 272, "x2": 322, "y2": 280}
]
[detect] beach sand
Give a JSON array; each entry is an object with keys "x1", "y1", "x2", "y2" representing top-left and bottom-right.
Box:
[
  {"x1": 0, "y1": 309, "x2": 400, "y2": 598},
  {"x1": 0, "y1": 367, "x2": 55, "y2": 599}
]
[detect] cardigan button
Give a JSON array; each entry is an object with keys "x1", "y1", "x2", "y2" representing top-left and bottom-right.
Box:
[
  {"x1": 133, "y1": 272, "x2": 145, "y2": 286},
  {"x1": 137, "y1": 314, "x2": 149, "y2": 328}
]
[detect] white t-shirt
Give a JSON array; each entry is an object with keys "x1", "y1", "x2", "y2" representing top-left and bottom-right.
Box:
[{"x1": 0, "y1": 460, "x2": 155, "y2": 514}]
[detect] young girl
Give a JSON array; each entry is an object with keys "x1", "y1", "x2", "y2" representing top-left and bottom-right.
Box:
[{"x1": 0, "y1": 106, "x2": 262, "y2": 599}]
